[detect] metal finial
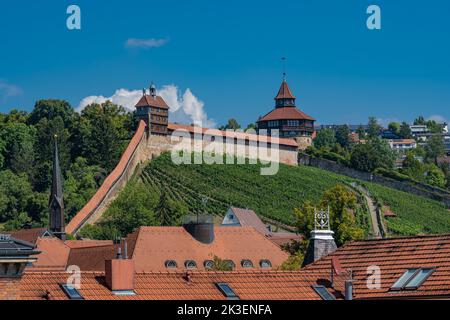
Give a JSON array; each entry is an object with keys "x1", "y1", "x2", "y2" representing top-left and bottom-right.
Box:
[
  {"x1": 281, "y1": 57, "x2": 287, "y2": 80},
  {"x1": 314, "y1": 207, "x2": 330, "y2": 231}
]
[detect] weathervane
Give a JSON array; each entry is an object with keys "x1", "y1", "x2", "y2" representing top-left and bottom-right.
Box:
[
  {"x1": 314, "y1": 207, "x2": 330, "y2": 230},
  {"x1": 281, "y1": 57, "x2": 287, "y2": 80}
]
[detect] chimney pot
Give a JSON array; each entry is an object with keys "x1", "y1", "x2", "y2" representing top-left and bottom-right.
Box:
[{"x1": 345, "y1": 280, "x2": 353, "y2": 301}]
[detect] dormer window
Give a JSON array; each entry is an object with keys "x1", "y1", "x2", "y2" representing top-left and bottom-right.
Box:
[
  {"x1": 165, "y1": 260, "x2": 178, "y2": 269},
  {"x1": 241, "y1": 260, "x2": 253, "y2": 268},
  {"x1": 260, "y1": 260, "x2": 272, "y2": 268},
  {"x1": 204, "y1": 260, "x2": 214, "y2": 269},
  {"x1": 185, "y1": 260, "x2": 197, "y2": 269}
]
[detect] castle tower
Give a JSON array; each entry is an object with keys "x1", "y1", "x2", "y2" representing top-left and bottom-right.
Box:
[
  {"x1": 49, "y1": 136, "x2": 66, "y2": 240},
  {"x1": 302, "y1": 208, "x2": 337, "y2": 266},
  {"x1": 257, "y1": 77, "x2": 316, "y2": 149},
  {"x1": 135, "y1": 84, "x2": 170, "y2": 135}
]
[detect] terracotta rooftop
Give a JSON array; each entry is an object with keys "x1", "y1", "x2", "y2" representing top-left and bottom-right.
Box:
[
  {"x1": 258, "y1": 107, "x2": 316, "y2": 122},
  {"x1": 228, "y1": 207, "x2": 270, "y2": 236},
  {"x1": 225, "y1": 207, "x2": 303, "y2": 248},
  {"x1": 275, "y1": 80, "x2": 296, "y2": 100},
  {"x1": 8, "y1": 228, "x2": 48, "y2": 244},
  {"x1": 127, "y1": 226, "x2": 289, "y2": 272},
  {"x1": 168, "y1": 123, "x2": 299, "y2": 147},
  {"x1": 303, "y1": 234, "x2": 450, "y2": 299},
  {"x1": 135, "y1": 95, "x2": 169, "y2": 109},
  {"x1": 19, "y1": 270, "x2": 329, "y2": 300}
]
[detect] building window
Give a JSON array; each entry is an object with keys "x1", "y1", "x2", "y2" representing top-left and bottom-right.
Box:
[
  {"x1": 260, "y1": 260, "x2": 272, "y2": 268},
  {"x1": 204, "y1": 260, "x2": 214, "y2": 269},
  {"x1": 165, "y1": 260, "x2": 178, "y2": 269},
  {"x1": 241, "y1": 260, "x2": 253, "y2": 268},
  {"x1": 268, "y1": 121, "x2": 279, "y2": 128},
  {"x1": 185, "y1": 260, "x2": 197, "y2": 269},
  {"x1": 224, "y1": 260, "x2": 235, "y2": 270}
]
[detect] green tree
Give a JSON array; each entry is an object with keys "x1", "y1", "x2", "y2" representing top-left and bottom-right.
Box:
[
  {"x1": 399, "y1": 122, "x2": 413, "y2": 139},
  {"x1": 209, "y1": 256, "x2": 234, "y2": 271},
  {"x1": 320, "y1": 185, "x2": 364, "y2": 245},
  {"x1": 101, "y1": 180, "x2": 158, "y2": 236},
  {"x1": 350, "y1": 138, "x2": 395, "y2": 172},
  {"x1": 77, "y1": 102, "x2": 132, "y2": 172},
  {"x1": 219, "y1": 118, "x2": 241, "y2": 131},
  {"x1": 0, "y1": 122, "x2": 36, "y2": 175},
  {"x1": 425, "y1": 136, "x2": 445, "y2": 163},
  {"x1": 425, "y1": 164, "x2": 446, "y2": 188},
  {"x1": 388, "y1": 122, "x2": 400, "y2": 136},
  {"x1": 314, "y1": 129, "x2": 336, "y2": 150},
  {"x1": 335, "y1": 125, "x2": 350, "y2": 148},
  {"x1": 155, "y1": 192, "x2": 188, "y2": 226},
  {"x1": 414, "y1": 116, "x2": 426, "y2": 125},
  {"x1": 293, "y1": 201, "x2": 315, "y2": 237},
  {"x1": 367, "y1": 117, "x2": 382, "y2": 138},
  {"x1": 0, "y1": 170, "x2": 34, "y2": 223}
]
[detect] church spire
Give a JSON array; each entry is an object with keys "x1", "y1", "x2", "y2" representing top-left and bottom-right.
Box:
[{"x1": 49, "y1": 135, "x2": 66, "y2": 240}]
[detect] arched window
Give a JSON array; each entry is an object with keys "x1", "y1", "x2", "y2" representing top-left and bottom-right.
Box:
[
  {"x1": 204, "y1": 260, "x2": 214, "y2": 269},
  {"x1": 241, "y1": 260, "x2": 253, "y2": 268},
  {"x1": 224, "y1": 260, "x2": 235, "y2": 270},
  {"x1": 165, "y1": 260, "x2": 177, "y2": 269},
  {"x1": 185, "y1": 260, "x2": 197, "y2": 269},
  {"x1": 260, "y1": 260, "x2": 272, "y2": 268}
]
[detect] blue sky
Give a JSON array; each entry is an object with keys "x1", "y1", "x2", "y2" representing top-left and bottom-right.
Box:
[{"x1": 0, "y1": 0, "x2": 449, "y2": 127}]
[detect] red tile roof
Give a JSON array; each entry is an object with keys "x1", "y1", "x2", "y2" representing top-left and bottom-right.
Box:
[
  {"x1": 135, "y1": 95, "x2": 169, "y2": 109},
  {"x1": 229, "y1": 207, "x2": 270, "y2": 236},
  {"x1": 66, "y1": 120, "x2": 147, "y2": 235},
  {"x1": 259, "y1": 107, "x2": 316, "y2": 122},
  {"x1": 8, "y1": 228, "x2": 48, "y2": 244},
  {"x1": 275, "y1": 80, "x2": 296, "y2": 100},
  {"x1": 227, "y1": 207, "x2": 303, "y2": 248},
  {"x1": 29, "y1": 238, "x2": 70, "y2": 271},
  {"x1": 67, "y1": 245, "x2": 116, "y2": 271},
  {"x1": 127, "y1": 226, "x2": 289, "y2": 272},
  {"x1": 168, "y1": 123, "x2": 299, "y2": 148},
  {"x1": 303, "y1": 234, "x2": 450, "y2": 299},
  {"x1": 19, "y1": 270, "x2": 327, "y2": 300}
]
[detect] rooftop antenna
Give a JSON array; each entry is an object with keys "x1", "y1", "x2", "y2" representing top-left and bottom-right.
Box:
[{"x1": 281, "y1": 57, "x2": 287, "y2": 81}]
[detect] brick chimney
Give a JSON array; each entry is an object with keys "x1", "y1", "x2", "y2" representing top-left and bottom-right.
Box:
[
  {"x1": 0, "y1": 234, "x2": 40, "y2": 300},
  {"x1": 105, "y1": 241, "x2": 135, "y2": 294}
]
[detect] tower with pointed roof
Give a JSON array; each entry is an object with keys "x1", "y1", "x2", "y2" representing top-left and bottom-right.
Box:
[
  {"x1": 49, "y1": 136, "x2": 66, "y2": 240},
  {"x1": 257, "y1": 78, "x2": 316, "y2": 149},
  {"x1": 135, "y1": 84, "x2": 170, "y2": 135}
]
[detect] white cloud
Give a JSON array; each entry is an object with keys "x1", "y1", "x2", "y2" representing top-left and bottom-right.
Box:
[
  {"x1": 77, "y1": 85, "x2": 216, "y2": 128},
  {"x1": 125, "y1": 38, "x2": 169, "y2": 49},
  {"x1": 0, "y1": 80, "x2": 23, "y2": 98}
]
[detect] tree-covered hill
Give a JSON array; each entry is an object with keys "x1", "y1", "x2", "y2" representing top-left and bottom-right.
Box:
[
  {"x1": 0, "y1": 100, "x2": 136, "y2": 230},
  {"x1": 86, "y1": 152, "x2": 449, "y2": 238}
]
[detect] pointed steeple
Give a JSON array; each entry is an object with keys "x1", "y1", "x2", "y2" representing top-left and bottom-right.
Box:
[
  {"x1": 275, "y1": 80, "x2": 296, "y2": 107},
  {"x1": 49, "y1": 135, "x2": 66, "y2": 240}
]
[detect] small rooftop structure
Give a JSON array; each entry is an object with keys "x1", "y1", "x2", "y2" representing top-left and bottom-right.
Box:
[{"x1": 221, "y1": 207, "x2": 303, "y2": 248}]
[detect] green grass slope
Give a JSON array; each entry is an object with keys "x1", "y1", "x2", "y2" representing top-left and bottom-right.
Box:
[{"x1": 137, "y1": 153, "x2": 449, "y2": 236}]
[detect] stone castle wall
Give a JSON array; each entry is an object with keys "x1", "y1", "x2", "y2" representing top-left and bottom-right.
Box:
[{"x1": 68, "y1": 125, "x2": 299, "y2": 236}]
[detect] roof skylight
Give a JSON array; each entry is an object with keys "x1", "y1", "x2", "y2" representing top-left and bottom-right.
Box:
[
  {"x1": 60, "y1": 284, "x2": 84, "y2": 300},
  {"x1": 216, "y1": 283, "x2": 239, "y2": 300},
  {"x1": 312, "y1": 285, "x2": 336, "y2": 300},
  {"x1": 390, "y1": 268, "x2": 435, "y2": 291}
]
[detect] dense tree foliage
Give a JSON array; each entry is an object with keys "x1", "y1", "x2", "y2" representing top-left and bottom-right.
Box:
[{"x1": 0, "y1": 100, "x2": 135, "y2": 231}]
